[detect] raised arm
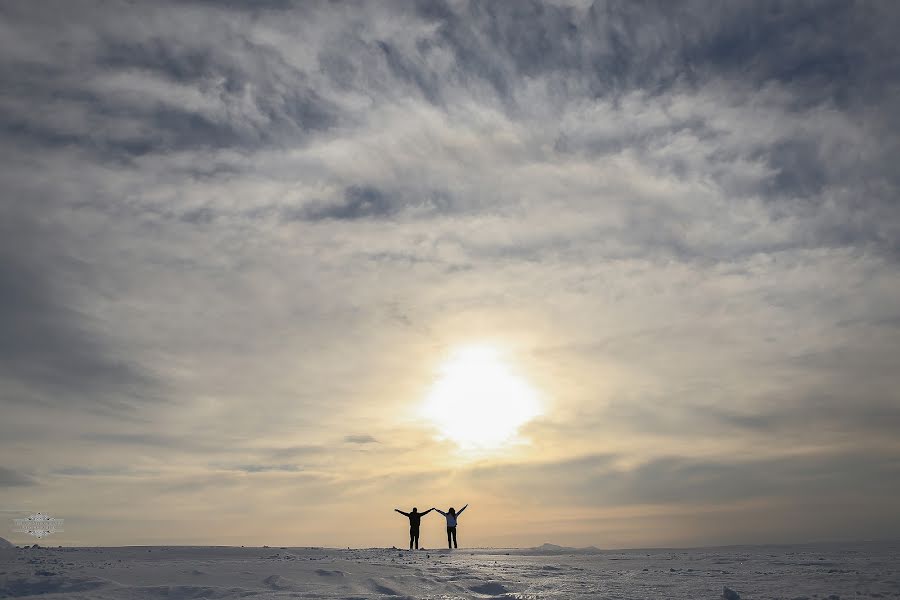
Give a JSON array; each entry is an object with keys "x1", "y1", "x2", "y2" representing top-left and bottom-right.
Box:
[
  {"x1": 394, "y1": 509, "x2": 409, "y2": 517},
  {"x1": 434, "y1": 508, "x2": 447, "y2": 516},
  {"x1": 456, "y1": 504, "x2": 468, "y2": 516},
  {"x1": 420, "y1": 508, "x2": 434, "y2": 516}
]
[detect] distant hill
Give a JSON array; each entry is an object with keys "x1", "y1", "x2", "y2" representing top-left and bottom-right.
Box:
[
  {"x1": 0, "y1": 537, "x2": 14, "y2": 549},
  {"x1": 534, "y1": 543, "x2": 574, "y2": 551}
]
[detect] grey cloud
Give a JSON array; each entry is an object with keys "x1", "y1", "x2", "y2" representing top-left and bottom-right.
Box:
[
  {"x1": 620, "y1": 452, "x2": 900, "y2": 506},
  {"x1": 1, "y1": 4, "x2": 339, "y2": 161},
  {"x1": 404, "y1": 1, "x2": 899, "y2": 256},
  {"x1": 344, "y1": 434, "x2": 378, "y2": 444},
  {"x1": 79, "y1": 432, "x2": 186, "y2": 447},
  {"x1": 591, "y1": 332, "x2": 900, "y2": 443},
  {"x1": 602, "y1": 391, "x2": 900, "y2": 442},
  {"x1": 2, "y1": 1, "x2": 896, "y2": 255},
  {"x1": 156, "y1": 469, "x2": 342, "y2": 501},
  {"x1": 0, "y1": 211, "x2": 158, "y2": 412},
  {"x1": 51, "y1": 465, "x2": 136, "y2": 477},
  {"x1": 763, "y1": 139, "x2": 828, "y2": 198},
  {"x1": 467, "y1": 450, "x2": 900, "y2": 507},
  {"x1": 0, "y1": 467, "x2": 35, "y2": 487},
  {"x1": 181, "y1": 206, "x2": 217, "y2": 225},
  {"x1": 226, "y1": 464, "x2": 302, "y2": 473},
  {"x1": 264, "y1": 445, "x2": 328, "y2": 461},
  {"x1": 408, "y1": 0, "x2": 899, "y2": 106},
  {"x1": 302, "y1": 186, "x2": 395, "y2": 221},
  {"x1": 76, "y1": 433, "x2": 318, "y2": 459},
  {"x1": 295, "y1": 186, "x2": 455, "y2": 222}
]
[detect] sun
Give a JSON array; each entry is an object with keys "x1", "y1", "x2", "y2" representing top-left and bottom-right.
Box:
[{"x1": 421, "y1": 345, "x2": 542, "y2": 449}]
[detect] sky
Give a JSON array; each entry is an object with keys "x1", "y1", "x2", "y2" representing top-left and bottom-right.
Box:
[{"x1": 1, "y1": 0, "x2": 899, "y2": 549}]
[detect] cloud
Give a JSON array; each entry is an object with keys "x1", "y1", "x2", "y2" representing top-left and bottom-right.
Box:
[
  {"x1": 466, "y1": 450, "x2": 900, "y2": 508},
  {"x1": 0, "y1": 208, "x2": 159, "y2": 413},
  {"x1": 344, "y1": 434, "x2": 378, "y2": 444},
  {"x1": 226, "y1": 464, "x2": 302, "y2": 473},
  {"x1": 79, "y1": 432, "x2": 197, "y2": 448},
  {"x1": 0, "y1": 467, "x2": 35, "y2": 487},
  {"x1": 302, "y1": 186, "x2": 395, "y2": 221}
]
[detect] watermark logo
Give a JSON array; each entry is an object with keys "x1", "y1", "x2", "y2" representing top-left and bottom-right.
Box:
[{"x1": 13, "y1": 513, "x2": 64, "y2": 539}]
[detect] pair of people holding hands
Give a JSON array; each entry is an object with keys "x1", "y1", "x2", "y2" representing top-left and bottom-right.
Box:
[{"x1": 394, "y1": 504, "x2": 468, "y2": 550}]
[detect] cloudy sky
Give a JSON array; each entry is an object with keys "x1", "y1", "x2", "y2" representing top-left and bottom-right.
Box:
[{"x1": 2, "y1": 0, "x2": 899, "y2": 549}]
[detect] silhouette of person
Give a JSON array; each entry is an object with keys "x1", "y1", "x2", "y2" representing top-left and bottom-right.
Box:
[
  {"x1": 394, "y1": 507, "x2": 434, "y2": 550},
  {"x1": 434, "y1": 504, "x2": 468, "y2": 549}
]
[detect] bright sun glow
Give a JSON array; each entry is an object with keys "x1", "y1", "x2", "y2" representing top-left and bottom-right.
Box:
[{"x1": 422, "y1": 345, "x2": 542, "y2": 449}]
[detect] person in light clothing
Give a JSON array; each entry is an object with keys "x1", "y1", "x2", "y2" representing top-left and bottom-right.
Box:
[{"x1": 434, "y1": 504, "x2": 468, "y2": 549}]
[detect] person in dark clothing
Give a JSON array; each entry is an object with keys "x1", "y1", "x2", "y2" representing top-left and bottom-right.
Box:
[
  {"x1": 394, "y1": 506, "x2": 434, "y2": 550},
  {"x1": 434, "y1": 504, "x2": 468, "y2": 549}
]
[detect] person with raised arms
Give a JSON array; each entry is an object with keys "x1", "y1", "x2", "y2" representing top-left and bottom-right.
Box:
[
  {"x1": 434, "y1": 504, "x2": 468, "y2": 549},
  {"x1": 394, "y1": 506, "x2": 434, "y2": 550}
]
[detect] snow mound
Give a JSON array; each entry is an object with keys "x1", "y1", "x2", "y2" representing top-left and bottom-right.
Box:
[
  {"x1": 366, "y1": 578, "x2": 404, "y2": 596},
  {"x1": 0, "y1": 575, "x2": 111, "y2": 597},
  {"x1": 469, "y1": 581, "x2": 510, "y2": 595},
  {"x1": 723, "y1": 586, "x2": 742, "y2": 600},
  {"x1": 263, "y1": 574, "x2": 299, "y2": 590}
]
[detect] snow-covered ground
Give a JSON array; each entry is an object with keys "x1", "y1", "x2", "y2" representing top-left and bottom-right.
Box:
[{"x1": 1, "y1": 541, "x2": 897, "y2": 599}]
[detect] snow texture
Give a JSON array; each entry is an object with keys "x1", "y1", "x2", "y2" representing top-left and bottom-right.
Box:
[{"x1": 0, "y1": 541, "x2": 897, "y2": 599}]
